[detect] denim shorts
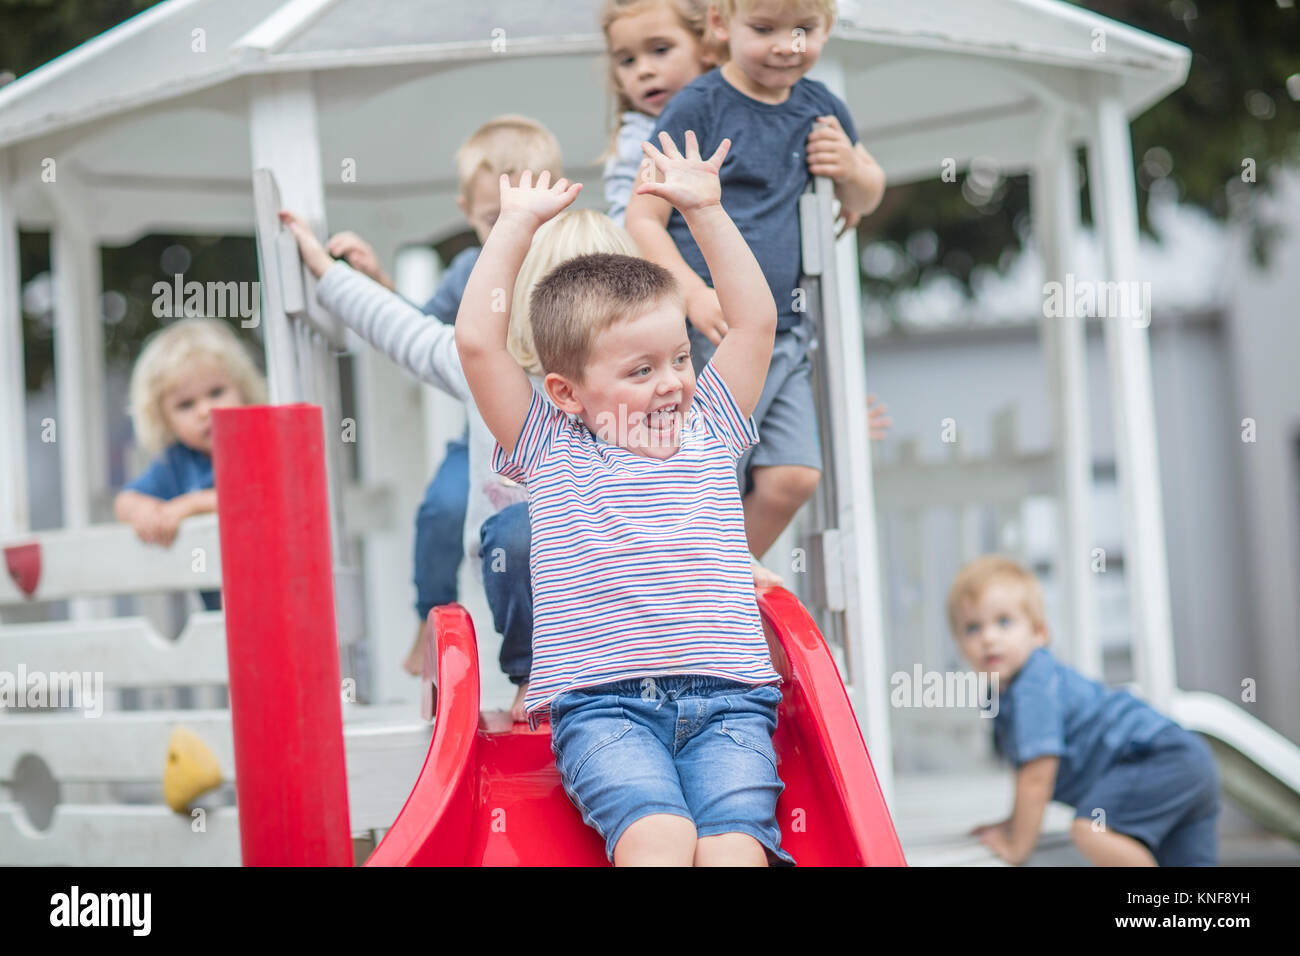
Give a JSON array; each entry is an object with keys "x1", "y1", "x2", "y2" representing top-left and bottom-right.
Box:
[
  {"x1": 549, "y1": 674, "x2": 796, "y2": 865},
  {"x1": 1074, "y1": 725, "x2": 1220, "y2": 866}
]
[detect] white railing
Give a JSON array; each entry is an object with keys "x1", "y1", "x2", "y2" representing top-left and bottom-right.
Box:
[
  {"x1": 0, "y1": 512, "x2": 422, "y2": 865},
  {"x1": 0, "y1": 515, "x2": 222, "y2": 605},
  {"x1": 872, "y1": 405, "x2": 1132, "y2": 772}
]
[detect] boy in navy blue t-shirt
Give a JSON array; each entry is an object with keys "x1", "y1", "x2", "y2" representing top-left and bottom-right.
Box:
[
  {"x1": 948, "y1": 555, "x2": 1220, "y2": 866},
  {"x1": 626, "y1": 0, "x2": 886, "y2": 575}
]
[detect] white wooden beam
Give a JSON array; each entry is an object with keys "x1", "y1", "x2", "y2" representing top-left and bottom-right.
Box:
[
  {"x1": 352, "y1": 245, "x2": 441, "y2": 707},
  {"x1": 0, "y1": 706, "x2": 426, "y2": 785},
  {"x1": 873, "y1": 450, "x2": 1056, "y2": 509},
  {"x1": 232, "y1": 0, "x2": 343, "y2": 58},
  {"x1": 0, "y1": 613, "x2": 228, "y2": 685},
  {"x1": 808, "y1": 56, "x2": 894, "y2": 804},
  {"x1": 1085, "y1": 79, "x2": 1177, "y2": 708},
  {"x1": 0, "y1": 149, "x2": 28, "y2": 540},
  {"x1": 248, "y1": 73, "x2": 364, "y2": 653},
  {"x1": 248, "y1": 73, "x2": 326, "y2": 404},
  {"x1": 0, "y1": 515, "x2": 222, "y2": 604},
  {"x1": 1031, "y1": 115, "x2": 1101, "y2": 679},
  {"x1": 49, "y1": 188, "x2": 108, "y2": 523},
  {"x1": 48, "y1": 181, "x2": 112, "y2": 620},
  {"x1": 0, "y1": 804, "x2": 241, "y2": 866}
]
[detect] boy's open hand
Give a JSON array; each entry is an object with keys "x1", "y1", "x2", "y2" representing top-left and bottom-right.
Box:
[
  {"x1": 636, "y1": 130, "x2": 730, "y2": 215},
  {"x1": 498, "y1": 170, "x2": 582, "y2": 231}
]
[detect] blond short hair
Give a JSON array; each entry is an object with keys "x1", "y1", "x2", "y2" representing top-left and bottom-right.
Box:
[
  {"x1": 709, "y1": 0, "x2": 837, "y2": 61},
  {"x1": 711, "y1": 0, "x2": 836, "y2": 20},
  {"x1": 946, "y1": 554, "x2": 1048, "y2": 638},
  {"x1": 528, "y1": 252, "x2": 681, "y2": 383},
  {"x1": 455, "y1": 115, "x2": 563, "y2": 198},
  {"x1": 600, "y1": 0, "x2": 722, "y2": 120},
  {"x1": 127, "y1": 318, "x2": 267, "y2": 454},
  {"x1": 509, "y1": 210, "x2": 641, "y2": 376}
]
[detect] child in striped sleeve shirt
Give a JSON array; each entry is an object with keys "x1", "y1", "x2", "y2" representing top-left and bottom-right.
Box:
[{"x1": 456, "y1": 130, "x2": 793, "y2": 866}]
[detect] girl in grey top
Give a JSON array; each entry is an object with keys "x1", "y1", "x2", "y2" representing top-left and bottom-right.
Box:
[{"x1": 599, "y1": 0, "x2": 716, "y2": 224}]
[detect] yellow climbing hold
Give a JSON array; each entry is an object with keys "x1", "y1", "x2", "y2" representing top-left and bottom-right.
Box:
[{"x1": 163, "y1": 725, "x2": 222, "y2": 812}]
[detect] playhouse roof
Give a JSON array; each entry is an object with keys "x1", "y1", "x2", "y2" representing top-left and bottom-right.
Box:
[{"x1": 0, "y1": 0, "x2": 1189, "y2": 244}]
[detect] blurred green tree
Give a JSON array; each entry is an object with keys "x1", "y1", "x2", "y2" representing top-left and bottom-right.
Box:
[{"x1": 855, "y1": 0, "x2": 1300, "y2": 316}]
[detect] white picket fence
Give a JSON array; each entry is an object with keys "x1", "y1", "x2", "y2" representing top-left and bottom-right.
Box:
[{"x1": 0, "y1": 515, "x2": 428, "y2": 865}]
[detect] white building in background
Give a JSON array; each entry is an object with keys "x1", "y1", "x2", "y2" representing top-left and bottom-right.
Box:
[{"x1": 864, "y1": 171, "x2": 1300, "y2": 767}]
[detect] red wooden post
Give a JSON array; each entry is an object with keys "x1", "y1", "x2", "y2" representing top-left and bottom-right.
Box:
[{"x1": 213, "y1": 404, "x2": 352, "y2": 866}]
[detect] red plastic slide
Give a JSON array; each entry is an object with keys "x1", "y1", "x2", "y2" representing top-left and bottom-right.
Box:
[{"x1": 366, "y1": 587, "x2": 907, "y2": 866}]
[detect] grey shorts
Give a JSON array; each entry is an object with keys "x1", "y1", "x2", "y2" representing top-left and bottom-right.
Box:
[{"x1": 687, "y1": 319, "x2": 821, "y2": 494}]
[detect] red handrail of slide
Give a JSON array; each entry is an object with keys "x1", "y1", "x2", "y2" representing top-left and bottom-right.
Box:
[{"x1": 366, "y1": 588, "x2": 906, "y2": 866}]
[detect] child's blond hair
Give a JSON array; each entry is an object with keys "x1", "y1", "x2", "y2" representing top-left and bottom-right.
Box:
[
  {"x1": 127, "y1": 318, "x2": 267, "y2": 454},
  {"x1": 509, "y1": 210, "x2": 642, "y2": 377},
  {"x1": 946, "y1": 554, "x2": 1049, "y2": 638},
  {"x1": 455, "y1": 115, "x2": 563, "y2": 198},
  {"x1": 708, "y1": 0, "x2": 837, "y2": 61}
]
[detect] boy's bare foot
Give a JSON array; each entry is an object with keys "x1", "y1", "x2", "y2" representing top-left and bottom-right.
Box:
[
  {"x1": 751, "y1": 558, "x2": 784, "y2": 589},
  {"x1": 403, "y1": 620, "x2": 425, "y2": 676},
  {"x1": 510, "y1": 683, "x2": 529, "y2": 723}
]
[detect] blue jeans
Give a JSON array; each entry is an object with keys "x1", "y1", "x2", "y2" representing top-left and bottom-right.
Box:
[
  {"x1": 548, "y1": 675, "x2": 794, "y2": 865},
  {"x1": 479, "y1": 501, "x2": 533, "y2": 685},
  {"x1": 413, "y1": 437, "x2": 469, "y2": 620}
]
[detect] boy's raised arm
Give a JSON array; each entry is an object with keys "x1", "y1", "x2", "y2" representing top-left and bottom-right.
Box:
[
  {"x1": 455, "y1": 171, "x2": 582, "y2": 457},
  {"x1": 635, "y1": 131, "x2": 776, "y2": 418},
  {"x1": 626, "y1": 173, "x2": 726, "y2": 345}
]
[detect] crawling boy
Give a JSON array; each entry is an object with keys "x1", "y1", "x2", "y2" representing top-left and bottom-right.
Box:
[
  {"x1": 455, "y1": 130, "x2": 792, "y2": 866},
  {"x1": 949, "y1": 555, "x2": 1220, "y2": 866}
]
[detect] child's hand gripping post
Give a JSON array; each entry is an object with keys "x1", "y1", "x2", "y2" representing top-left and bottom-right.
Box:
[
  {"x1": 325, "y1": 231, "x2": 392, "y2": 289},
  {"x1": 455, "y1": 171, "x2": 583, "y2": 457},
  {"x1": 805, "y1": 114, "x2": 886, "y2": 236},
  {"x1": 635, "y1": 131, "x2": 776, "y2": 419},
  {"x1": 278, "y1": 210, "x2": 335, "y2": 280}
]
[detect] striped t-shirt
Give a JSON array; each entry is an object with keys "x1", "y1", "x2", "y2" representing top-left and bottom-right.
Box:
[{"x1": 493, "y1": 360, "x2": 782, "y2": 730}]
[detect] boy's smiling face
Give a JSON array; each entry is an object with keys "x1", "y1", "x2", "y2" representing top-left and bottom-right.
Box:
[
  {"x1": 952, "y1": 579, "x2": 1048, "y2": 684},
  {"x1": 608, "y1": 4, "x2": 709, "y2": 116},
  {"x1": 545, "y1": 298, "x2": 696, "y2": 460},
  {"x1": 713, "y1": 0, "x2": 829, "y2": 101}
]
